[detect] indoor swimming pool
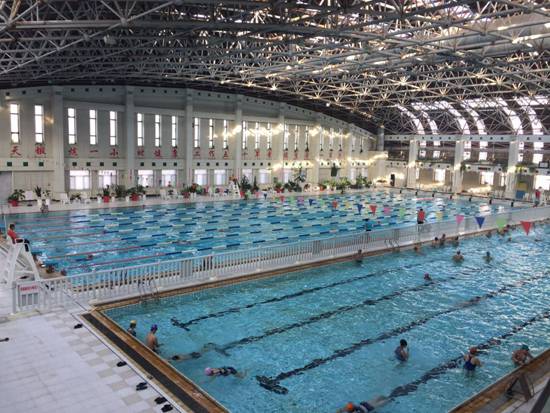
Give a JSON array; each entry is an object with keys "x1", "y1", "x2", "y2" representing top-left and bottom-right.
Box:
[
  {"x1": 105, "y1": 224, "x2": 550, "y2": 413},
  {"x1": 6, "y1": 190, "x2": 511, "y2": 275}
]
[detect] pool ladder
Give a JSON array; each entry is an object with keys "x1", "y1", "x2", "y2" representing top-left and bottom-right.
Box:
[{"x1": 138, "y1": 278, "x2": 160, "y2": 302}]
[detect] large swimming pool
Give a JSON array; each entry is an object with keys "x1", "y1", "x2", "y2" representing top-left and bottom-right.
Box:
[
  {"x1": 105, "y1": 225, "x2": 550, "y2": 413},
  {"x1": 6, "y1": 190, "x2": 510, "y2": 275}
]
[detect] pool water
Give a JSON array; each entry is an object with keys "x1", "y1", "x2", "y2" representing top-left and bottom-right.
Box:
[
  {"x1": 105, "y1": 225, "x2": 550, "y2": 413},
  {"x1": 7, "y1": 190, "x2": 510, "y2": 275}
]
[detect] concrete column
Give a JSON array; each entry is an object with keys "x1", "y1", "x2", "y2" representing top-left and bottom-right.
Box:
[
  {"x1": 376, "y1": 125, "x2": 385, "y2": 152},
  {"x1": 505, "y1": 139, "x2": 519, "y2": 198},
  {"x1": 50, "y1": 86, "x2": 65, "y2": 194},
  {"x1": 406, "y1": 139, "x2": 418, "y2": 188},
  {"x1": 184, "y1": 91, "x2": 193, "y2": 185},
  {"x1": 452, "y1": 140, "x2": 465, "y2": 193},
  {"x1": 308, "y1": 120, "x2": 321, "y2": 185},
  {"x1": 234, "y1": 96, "x2": 243, "y2": 180},
  {"x1": 273, "y1": 105, "x2": 285, "y2": 182},
  {"x1": 124, "y1": 86, "x2": 136, "y2": 187},
  {"x1": 344, "y1": 128, "x2": 353, "y2": 179}
]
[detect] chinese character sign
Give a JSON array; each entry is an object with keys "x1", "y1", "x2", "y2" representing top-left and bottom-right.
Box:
[
  {"x1": 255, "y1": 148, "x2": 260, "y2": 159},
  {"x1": 10, "y1": 145, "x2": 22, "y2": 158},
  {"x1": 137, "y1": 147, "x2": 145, "y2": 157},
  {"x1": 172, "y1": 147, "x2": 178, "y2": 158},
  {"x1": 223, "y1": 149, "x2": 229, "y2": 159},
  {"x1": 267, "y1": 148, "x2": 272, "y2": 159},
  {"x1": 193, "y1": 148, "x2": 201, "y2": 159},
  {"x1": 110, "y1": 147, "x2": 119, "y2": 158},
  {"x1": 154, "y1": 148, "x2": 161, "y2": 158},
  {"x1": 283, "y1": 149, "x2": 288, "y2": 160},
  {"x1": 208, "y1": 149, "x2": 215, "y2": 159},
  {"x1": 68, "y1": 146, "x2": 78, "y2": 157},
  {"x1": 35, "y1": 144, "x2": 46, "y2": 157}
]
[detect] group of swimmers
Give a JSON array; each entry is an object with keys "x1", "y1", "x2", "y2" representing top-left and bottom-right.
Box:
[{"x1": 127, "y1": 321, "x2": 244, "y2": 380}]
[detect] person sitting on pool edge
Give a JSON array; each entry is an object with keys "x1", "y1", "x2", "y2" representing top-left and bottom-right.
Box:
[
  {"x1": 439, "y1": 233, "x2": 446, "y2": 247},
  {"x1": 204, "y1": 366, "x2": 245, "y2": 378},
  {"x1": 395, "y1": 339, "x2": 409, "y2": 362},
  {"x1": 511, "y1": 345, "x2": 533, "y2": 366},
  {"x1": 127, "y1": 320, "x2": 137, "y2": 337},
  {"x1": 146, "y1": 324, "x2": 161, "y2": 353},
  {"x1": 336, "y1": 396, "x2": 389, "y2": 412},
  {"x1": 463, "y1": 347, "x2": 482, "y2": 373},
  {"x1": 355, "y1": 249, "x2": 363, "y2": 264},
  {"x1": 484, "y1": 252, "x2": 493, "y2": 263},
  {"x1": 452, "y1": 250, "x2": 464, "y2": 263}
]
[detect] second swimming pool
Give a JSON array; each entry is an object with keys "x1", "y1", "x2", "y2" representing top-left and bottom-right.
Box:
[
  {"x1": 8, "y1": 190, "x2": 510, "y2": 275},
  {"x1": 105, "y1": 224, "x2": 549, "y2": 413}
]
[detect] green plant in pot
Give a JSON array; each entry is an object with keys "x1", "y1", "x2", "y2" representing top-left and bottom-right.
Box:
[
  {"x1": 70, "y1": 193, "x2": 82, "y2": 202},
  {"x1": 34, "y1": 186, "x2": 43, "y2": 199},
  {"x1": 112, "y1": 184, "x2": 126, "y2": 199},
  {"x1": 7, "y1": 189, "x2": 24, "y2": 207},
  {"x1": 102, "y1": 186, "x2": 111, "y2": 202},
  {"x1": 273, "y1": 177, "x2": 283, "y2": 193}
]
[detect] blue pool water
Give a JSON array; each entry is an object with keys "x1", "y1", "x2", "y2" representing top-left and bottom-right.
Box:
[
  {"x1": 105, "y1": 225, "x2": 550, "y2": 413},
  {"x1": 6, "y1": 190, "x2": 510, "y2": 275}
]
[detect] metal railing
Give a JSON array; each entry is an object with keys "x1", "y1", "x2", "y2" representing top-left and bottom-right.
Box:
[{"x1": 12, "y1": 205, "x2": 550, "y2": 314}]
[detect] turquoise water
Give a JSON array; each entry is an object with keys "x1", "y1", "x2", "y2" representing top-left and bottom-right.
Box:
[
  {"x1": 105, "y1": 225, "x2": 550, "y2": 413},
  {"x1": 6, "y1": 190, "x2": 509, "y2": 275}
]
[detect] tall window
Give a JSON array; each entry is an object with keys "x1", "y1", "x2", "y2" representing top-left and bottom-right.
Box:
[
  {"x1": 433, "y1": 150, "x2": 440, "y2": 159},
  {"x1": 329, "y1": 128, "x2": 334, "y2": 149},
  {"x1": 259, "y1": 169, "x2": 271, "y2": 185},
  {"x1": 351, "y1": 135, "x2": 356, "y2": 151},
  {"x1": 479, "y1": 141, "x2": 488, "y2": 161},
  {"x1": 69, "y1": 170, "x2": 90, "y2": 190},
  {"x1": 98, "y1": 170, "x2": 117, "y2": 188},
  {"x1": 254, "y1": 122, "x2": 260, "y2": 150},
  {"x1": 338, "y1": 128, "x2": 343, "y2": 149},
  {"x1": 171, "y1": 116, "x2": 177, "y2": 147},
  {"x1": 154, "y1": 114, "x2": 161, "y2": 147},
  {"x1": 267, "y1": 123, "x2": 272, "y2": 148},
  {"x1": 67, "y1": 107, "x2": 77, "y2": 144},
  {"x1": 360, "y1": 137, "x2": 364, "y2": 152},
  {"x1": 194, "y1": 169, "x2": 208, "y2": 185},
  {"x1": 305, "y1": 126, "x2": 309, "y2": 149},
  {"x1": 533, "y1": 142, "x2": 543, "y2": 165},
  {"x1": 242, "y1": 121, "x2": 248, "y2": 150},
  {"x1": 294, "y1": 125, "x2": 299, "y2": 151},
  {"x1": 433, "y1": 140, "x2": 440, "y2": 146},
  {"x1": 161, "y1": 169, "x2": 176, "y2": 187},
  {"x1": 138, "y1": 170, "x2": 154, "y2": 187},
  {"x1": 214, "y1": 169, "x2": 227, "y2": 185},
  {"x1": 89, "y1": 109, "x2": 97, "y2": 145},
  {"x1": 319, "y1": 128, "x2": 324, "y2": 151},
  {"x1": 10, "y1": 103, "x2": 20, "y2": 143},
  {"x1": 283, "y1": 124, "x2": 289, "y2": 150},
  {"x1": 223, "y1": 120, "x2": 229, "y2": 148},
  {"x1": 463, "y1": 140, "x2": 471, "y2": 160},
  {"x1": 434, "y1": 169, "x2": 446, "y2": 182},
  {"x1": 109, "y1": 111, "x2": 117, "y2": 146},
  {"x1": 193, "y1": 117, "x2": 200, "y2": 148},
  {"x1": 208, "y1": 119, "x2": 214, "y2": 148},
  {"x1": 137, "y1": 113, "x2": 144, "y2": 146},
  {"x1": 34, "y1": 105, "x2": 44, "y2": 144}
]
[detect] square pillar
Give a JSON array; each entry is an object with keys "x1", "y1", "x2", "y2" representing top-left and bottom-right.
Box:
[
  {"x1": 452, "y1": 140, "x2": 464, "y2": 193},
  {"x1": 406, "y1": 139, "x2": 418, "y2": 188},
  {"x1": 50, "y1": 86, "x2": 66, "y2": 194},
  {"x1": 124, "y1": 86, "x2": 136, "y2": 187},
  {"x1": 505, "y1": 140, "x2": 519, "y2": 198}
]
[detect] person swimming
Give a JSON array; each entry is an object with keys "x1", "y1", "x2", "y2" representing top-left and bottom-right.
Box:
[
  {"x1": 451, "y1": 236, "x2": 459, "y2": 247},
  {"x1": 511, "y1": 345, "x2": 533, "y2": 366},
  {"x1": 484, "y1": 252, "x2": 493, "y2": 263},
  {"x1": 204, "y1": 366, "x2": 245, "y2": 378},
  {"x1": 394, "y1": 339, "x2": 409, "y2": 362},
  {"x1": 431, "y1": 237, "x2": 439, "y2": 248},
  {"x1": 146, "y1": 324, "x2": 161, "y2": 353},
  {"x1": 127, "y1": 320, "x2": 137, "y2": 336},
  {"x1": 452, "y1": 250, "x2": 464, "y2": 263},
  {"x1": 336, "y1": 396, "x2": 389, "y2": 413},
  {"x1": 463, "y1": 347, "x2": 481, "y2": 373},
  {"x1": 355, "y1": 249, "x2": 363, "y2": 264},
  {"x1": 423, "y1": 273, "x2": 432, "y2": 281}
]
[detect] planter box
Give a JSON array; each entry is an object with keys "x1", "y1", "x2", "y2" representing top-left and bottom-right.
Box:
[
  {"x1": 130, "y1": 194, "x2": 140, "y2": 202},
  {"x1": 103, "y1": 196, "x2": 111, "y2": 203},
  {"x1": 8, "y1": 200, "x2": 19, "y2": 207}
]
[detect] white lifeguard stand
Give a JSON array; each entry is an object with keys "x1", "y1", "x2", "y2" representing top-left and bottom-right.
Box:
[{"x1": 0, "y1": 242, "x2": 41, "y2": 285}]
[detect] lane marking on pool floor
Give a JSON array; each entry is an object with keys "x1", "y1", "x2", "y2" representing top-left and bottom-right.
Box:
[{"x1": 255, "y1": 271, "x2": 548, "y2": 394}]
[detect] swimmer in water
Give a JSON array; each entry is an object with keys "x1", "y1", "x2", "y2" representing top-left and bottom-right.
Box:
[
  {"x1": 204, "y1": 366, "x2": 245, "y2": 379},
  {"x1": 413, "y1": 244, "x2": 422, "y2": 254},
  {"x1": 511, "y1": 345, "x2": 533, "y2": 366},
  {"x1": 452, "y1": 250, "x2": 464, "y2": 263},
  {"x1": 394, "y1": 339, "x2": 409, "y2": 362},
  {"x1": 127, "y1": 320, "x2": 137, "y2": 336},
  {"x1": 423, "y1": 273, "x2": 432, "y2": 281},
  {"x1": 336, "y1": 396, "x2": 389, "y2": 412},
  {"x1": 355, "y1": 249, "x2": 363, "y2": 264},
  {"x1": 146, "y1": 324, "x2": 161, "y2": 353},
  {"x1": 463, "y1": 347, "x2": 482, "y2": 374},
  {"x1": 484, "y1": 252, "x2": 492, "y2": 263},
  {"x1": 486, "y1": 230, "x2": 492, "y2": 238},
  {"x1": 451, "y1": 236, "x2": 459, "y2": 247},
  {"x1": 87, "y1": 254, "x2": 94, "y2": 260},
  {"x1": 431, "y1": 237, "x2": 439, "y2": 248}
]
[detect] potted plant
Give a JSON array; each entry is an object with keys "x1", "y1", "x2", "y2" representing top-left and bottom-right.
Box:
[
  {"x1": 273, "y1": 177, "x2": 283, "y2": 193},
  {"x1": 112, "y1": 184, "x2": 126, "y2": 200},
  {"x1": 102, "y1": 186, "x2": 111, "y2": 203},
  {"x1": 7, "y1": 189, "x2": 24, "y2": 207},
  {"x1": 330, "y1": 163, "x2": 340, "y2": 178},
  {"x1": 70, "y1": 193, "x2": 82, "y2": 202}
]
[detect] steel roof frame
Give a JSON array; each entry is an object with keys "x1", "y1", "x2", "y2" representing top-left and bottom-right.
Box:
[{"x1": 0, "y1": 0, "x2": 549, "y2": 135}]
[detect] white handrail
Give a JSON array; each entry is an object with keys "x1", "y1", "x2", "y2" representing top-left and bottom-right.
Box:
[{"x1": 13, "y1": 205, "x2": 550, "y2": 313}]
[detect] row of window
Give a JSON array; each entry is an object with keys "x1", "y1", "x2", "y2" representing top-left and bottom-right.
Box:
[
  {"x1": 68, "y1": 168, "x2": 272, "y2": 190},
  {"x1": 8, "y1": 105, "x2": 365, "y2": 152}
]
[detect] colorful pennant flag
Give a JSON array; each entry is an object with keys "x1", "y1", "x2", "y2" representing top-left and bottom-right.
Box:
[
  {"x1": 356, "y1": 204, "x2": 363, "y2": 214},
  {"x1": 435, "y1": 211, "x2": 443, "y2": 220},
  {"x1": 369, "y1": 205, "x2": 377, "y2": 214},
  {"x1": 520, "y1": 221, "x2": 532, "y2": 235},
  {"x1": 456, "y1": 214, "x2": 465, "y2": 225},
  {"x1": 475, "y1": 216, "x2": 485, "y2": 228},
  {"x1": 398, "y1": 208, "x2": 406, "y2": 218},
  {"x1": 309, "y1": 199, "x2": 314, "y2": 206},
  {"x1": 383, "y1": 206, "x2": 391, "y2": 215},
  {"x1": 495, "y1": 217, "x2": 507, "y2": 230}
]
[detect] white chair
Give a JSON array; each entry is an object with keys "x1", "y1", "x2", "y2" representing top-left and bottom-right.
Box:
[
  {"x1": 159, "y1": 189, "x2": 168, "y2": 200},
  {"x1": 81, "y1": 192, "x2": 91, "y2": 204},
  {"x1": 59, "y1": 193, "x2": 70, "y2": 205}
]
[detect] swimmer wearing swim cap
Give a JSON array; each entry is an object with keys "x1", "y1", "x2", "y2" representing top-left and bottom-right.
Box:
[
  {"x1": 127, "y1": 320, "x2": 137, "y2": 336},
  {"x1": 204, "y1": 366, "x2": 245, "y2": 378},
  {"x1": 336, "y1": 396, "x2": 389, "y2": 412},
  {"x1": 146, "y1": 324, "x2": 161, "y2": 353}
]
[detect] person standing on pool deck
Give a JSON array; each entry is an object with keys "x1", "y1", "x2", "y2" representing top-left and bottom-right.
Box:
[
  {"x1": 146, "y1": 324, "x2": 160, "y2": 353},
  {"x1": 463, "y1": 347, "x2": 481, "y2": 373},
  {"x1": 417, "y1": 208, "x2": 425, "y2": 224},
  {"x1": 336, "y1": 396, "x2": 389, "y2": 412},
  {"x1": 394, "y1": 339, "x2": 409, "y2": 361},
  {"x1": 365, "y1": 218, "x2": 373, "y2": 232},
  {"x1": 127, "y1": 320, "x2": 137, "y2": 337}
]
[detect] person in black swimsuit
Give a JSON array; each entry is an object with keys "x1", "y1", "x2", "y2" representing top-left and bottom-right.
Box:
[{"x1": 204, "y1": 366, "x2": 245, "y2": 378}]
